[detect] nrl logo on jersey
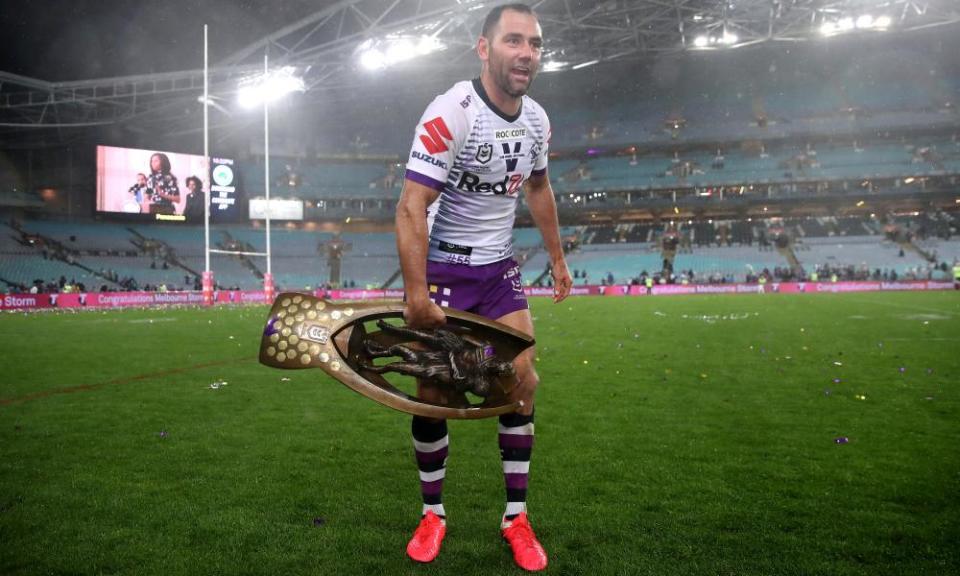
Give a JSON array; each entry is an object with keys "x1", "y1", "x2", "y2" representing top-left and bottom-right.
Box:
[{"x1": 475, "y1": 143, "x2": 493, "y2": 164}]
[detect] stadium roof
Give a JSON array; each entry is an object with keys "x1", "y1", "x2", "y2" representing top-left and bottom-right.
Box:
[{"x1": 1, "y1": 0, "x2": 958, "y2": 146}]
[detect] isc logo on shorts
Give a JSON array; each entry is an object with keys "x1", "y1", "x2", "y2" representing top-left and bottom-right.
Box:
[{"x1": 504, "y1": 265, "x2": 523, "y2": 293}]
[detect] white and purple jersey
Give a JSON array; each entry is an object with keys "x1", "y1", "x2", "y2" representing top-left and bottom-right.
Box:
[{"x1": 405, "y1": 78, "x2": 551, "y2": 266}]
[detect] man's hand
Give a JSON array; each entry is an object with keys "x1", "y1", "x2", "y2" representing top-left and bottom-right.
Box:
[
  {"x1": 403, "y1": 297, "x2": 446, "y2": 329},
  {"x1": 551, "y1": 258, "x2": 573, "y2": 303}
]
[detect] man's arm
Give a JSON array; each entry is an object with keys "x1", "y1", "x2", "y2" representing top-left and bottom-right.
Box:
[
  {"x1": 396, "y1": 179, "x2": 446, "y2": 328},
  {"x1": 524, "y1": 173, "x2": 572, "y2": 302}
]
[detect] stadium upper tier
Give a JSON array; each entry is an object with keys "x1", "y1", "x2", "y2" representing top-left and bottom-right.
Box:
[
  {"x1": 301, "y1": 38, "x2": 960, "y2": 158},
  {"x1": 535, "y1": 137, "x2": 959, "y2": 194},
  {"x1": 240, "y1": 135, "x2": 958, "y2": 200}
]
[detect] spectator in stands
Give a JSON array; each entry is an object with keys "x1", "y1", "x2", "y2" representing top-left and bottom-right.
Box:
[
  {"x1": 183, "y1": 176, "x2": 206, "y2": 221},
  {"x1": 576, "y1": 161, "x2": 592, "y2": 181},
  {"x1": 383, "y1": 163, "x2": 399, "y2": 189},
  {"x1": 147, "y1": 152, "x2": 180, "y2": 215},
  {"x1": 711, "y1": 150, "x2": 724, "y2": 170}
]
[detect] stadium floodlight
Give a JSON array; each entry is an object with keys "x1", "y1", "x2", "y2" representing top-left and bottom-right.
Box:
[
  {"x1": 542, "y1": 61, "x2": 568, "y2": 72},
  {"x1": 693, "y1": 35, "x2": 709, "y2": 47},
  {"x1": 360, "y1": 48, "x2": 387, "y2": 71},
  {"x1": 874, "y1": 15, "x2": 892, "y2": 28},
  {"x1": 416, "y1": 35, "x2": 443, "y2": 56},
  {"x1": 721, "y1": 32, "x2": 739, "y2": 45},
  {"x1": 820, "y1": 21, "x2": 837, "y2": 35},
  {"x1": 837, "y1": 17, "x2": 855, "y2": 31},
  {"x1": 238, "y1": 66, "x2": 305, "y2": 109},
  {"x1": 856, "y1": 14, "x2": 873, "y2": 29},
  {"x1": 572, "y1": 59, "x2": 600, "y2": 70},
  {"x1": 359, "y1": 35, "x2": 445, "y2": 71},
  {"x1": 386, "y1": 38, "x2": 415, "y2": 65}
]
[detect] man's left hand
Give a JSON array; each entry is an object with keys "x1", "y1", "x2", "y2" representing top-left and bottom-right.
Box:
[{"x1": 551, "y1": 259, "x2": 573, "y2": 303}]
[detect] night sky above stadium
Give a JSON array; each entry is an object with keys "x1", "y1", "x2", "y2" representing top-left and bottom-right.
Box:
[{"x1": 0, "y1": 0, "x2": 321, "y2": 81}]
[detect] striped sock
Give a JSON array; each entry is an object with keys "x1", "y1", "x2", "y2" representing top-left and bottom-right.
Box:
[
  {"x1": 499, "y1": 410, "x2": 534, "y2": 524},
  {"x1": 412, "y1": 416, "x2": 448, "y2": 520}
]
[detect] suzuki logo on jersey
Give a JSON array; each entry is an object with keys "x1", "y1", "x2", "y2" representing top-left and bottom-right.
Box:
[
  {"x1": 457, "y1": 171, "x2": 525, "y2": 196},
  {"x1": 411, "y1": 150, "x2": 448, "y2": 170},
  {"x1": 475, "y1": 143, "x2": 493, "y2": 164},
  {"x1": 501, "y1": 141, "x2": 523, "y2": 172},
  {"x1": 419, "y1": 117, "x2": 452, "y2": 155}
]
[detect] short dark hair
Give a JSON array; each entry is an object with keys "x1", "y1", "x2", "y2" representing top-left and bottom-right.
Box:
[
  {"x1": 482, "y1": 3, "x2": 536, "y2": 38},
  {"x1": 185, "y1": 176, "x2": 202, "y2": 190}
]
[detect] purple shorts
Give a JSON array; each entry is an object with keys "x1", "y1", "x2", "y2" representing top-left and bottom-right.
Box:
[{"x1": 425, "y1": 258, "x2": 528, "y2": 320}]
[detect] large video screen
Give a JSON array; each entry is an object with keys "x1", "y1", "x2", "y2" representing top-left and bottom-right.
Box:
[{"x1": 95, "y1": 145, "x2": 240, "y2": 222}]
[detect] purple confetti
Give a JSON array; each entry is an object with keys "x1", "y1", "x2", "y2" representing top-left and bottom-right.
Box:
[
  {"x1": 926, "y1": 368, "x2": 933, "y2": 375},
  {"x1": 312, "y1": 517, "x2": 326, "y2": 527},
  {"x1": 833, "y1": 378, "x2": 841, "y2": 384},
  {"x1": 834, "y1": 437, "x2": 849, "y2": 444},
  {"x1": 899, "y1": 367, "x2": 906, "y2": 373},
  {"x1": 824, "y1": 389, "x2": 831, "y2": 396},
  {"x1": 159, "y1": 431, "x2": 168, "y2": 438},
  {"x1": 263, "y1": 316, "x2": 280, "y2": 337}
]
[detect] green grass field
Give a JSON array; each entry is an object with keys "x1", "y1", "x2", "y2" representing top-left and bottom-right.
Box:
[{"x1": 1, "y1": 292, "x2": 958, "y2": 576}]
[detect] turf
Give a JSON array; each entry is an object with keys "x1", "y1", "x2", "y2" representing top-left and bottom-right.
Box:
[{"x1": 1, "y1": 292, "x2": 958, "y2": 575}]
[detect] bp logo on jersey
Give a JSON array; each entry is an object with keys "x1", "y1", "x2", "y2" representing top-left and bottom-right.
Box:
[{"x1": 475, "y1": 143, "x2": 493, "y2": 164}]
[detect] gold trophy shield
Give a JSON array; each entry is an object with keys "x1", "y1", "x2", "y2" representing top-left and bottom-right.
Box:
[{"x1": 258, "y1": 292, "x2": 534, "y2": 419}]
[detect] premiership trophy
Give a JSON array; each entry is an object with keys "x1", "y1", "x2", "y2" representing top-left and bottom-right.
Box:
[{"x1": 259, "y1": 293, "x2": 534, "y2": 419}]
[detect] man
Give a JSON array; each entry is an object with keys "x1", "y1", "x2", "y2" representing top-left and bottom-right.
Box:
[
  {"x1": 127, "y1": 173, "x2": 150, "y2": 213},
  {"x1": 395, "y1": 3, "x2": 572, "y2": 572}
]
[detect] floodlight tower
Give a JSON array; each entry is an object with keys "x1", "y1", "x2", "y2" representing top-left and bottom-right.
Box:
[{"x1": 226, "y1": 54, "x2": 304, "y2": 303}]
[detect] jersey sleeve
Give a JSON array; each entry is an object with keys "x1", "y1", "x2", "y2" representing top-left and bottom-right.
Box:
[
  {"x1": 404, "y1": 93, "x2": 468, "y2": 191},
  {"x1": 531, "y1": 109, "x2": 551, "y2": 177}
]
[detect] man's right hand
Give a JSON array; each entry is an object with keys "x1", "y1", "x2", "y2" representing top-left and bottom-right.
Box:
[{"x1": 404, "y1": 297, "x2": 446, "y2": 329}]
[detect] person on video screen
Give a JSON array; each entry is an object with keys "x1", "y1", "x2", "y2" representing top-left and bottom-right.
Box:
[
  {"x1": 183, "y1": 175, "x2": 206, "y2": 220},
  {"x1": 125, "y1": 173, "x2": 149, "y2": 213},
  {"x1": 147, "y1": 152, "x2": 180, "y2": 215}
]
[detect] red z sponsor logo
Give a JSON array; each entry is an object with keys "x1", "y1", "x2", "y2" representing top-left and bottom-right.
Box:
[{"x1": 419, "y1": 117, "x2": 452, "y2": 155}]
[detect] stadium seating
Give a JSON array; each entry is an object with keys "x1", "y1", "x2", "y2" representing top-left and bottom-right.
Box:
[
  {"x1": 565, "y1": 243, "x2": 662, "y2": 284},
  {"x1": 796, "y1": 236, "x2": 926, "y2": 276},
  {"x1": 18, "y1": 220, "x2": 137, "y2": 252},
  {"x1": 0, "y1": 254, "x2": 101, "y2": 290},
  {"x1": 674, "y1": 246, "x2": 788, "y2": 282},
  {"x1": 241, "y1": 161, "x2": 399, "y2": 200}
]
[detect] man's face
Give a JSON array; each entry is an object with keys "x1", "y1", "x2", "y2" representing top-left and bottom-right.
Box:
[
  {"x1": 187, "y1": 179, "x2": 198, "y2": 192},
  {"x1": 137, "y1": 174, "x2": 147, "y2": 186},
  {"x1": 481, "y1": 10, "x2": 542, "y2": 98}
]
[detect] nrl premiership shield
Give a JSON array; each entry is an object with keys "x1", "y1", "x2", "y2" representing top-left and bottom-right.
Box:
[{"x1": 258, "y1": 293, "x2": 534, "y2": 419}]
